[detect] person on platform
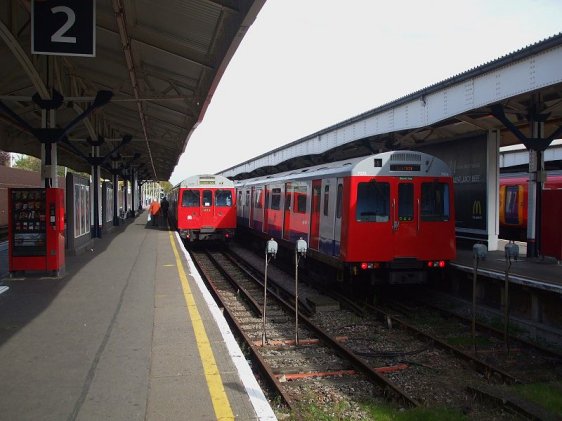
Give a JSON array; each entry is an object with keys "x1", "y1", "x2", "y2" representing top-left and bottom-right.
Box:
[
  {"x1": 148, "y1": 199, "x2": 160, "y2": 227},
  {"x1": 160, "y1": 197, "x2": 169, "y2": 226}
]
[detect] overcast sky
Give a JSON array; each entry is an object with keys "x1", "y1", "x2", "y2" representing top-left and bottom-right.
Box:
[{"x1": 169, "y1": 0, "x2": 562, "y2": 184}]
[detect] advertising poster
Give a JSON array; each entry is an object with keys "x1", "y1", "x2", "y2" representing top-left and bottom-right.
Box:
[{"x1": 421, "y1": 135, "x2": 488, "y2": 236}]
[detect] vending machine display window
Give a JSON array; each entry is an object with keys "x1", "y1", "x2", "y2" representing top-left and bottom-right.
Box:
[{"x1": 11, "y1": 189, "x2": 47, "y2": 257}]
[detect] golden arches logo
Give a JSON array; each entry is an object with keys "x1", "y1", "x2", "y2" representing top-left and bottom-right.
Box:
[{"x1": 472, "y1": 200, "x2": 482, "y2": 216}]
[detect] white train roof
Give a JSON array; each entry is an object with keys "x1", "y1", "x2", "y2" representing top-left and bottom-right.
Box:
[
  {"x1": 175, "y1": 174, "x2": 234, "y2": 189},
  {"x1": 236, "y1": 151, "x2": 452, "y2": 187}
]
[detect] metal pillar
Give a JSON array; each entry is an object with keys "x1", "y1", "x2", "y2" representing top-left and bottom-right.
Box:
[
  {"x1": 40, "y1": 108, "x2": 58, "y2": 188},
  {"x1": 129, "y1": 168, "x2": 136, "y2": 218},
  {"x1": 490, "y1": 100, "x2": 562, "y2": 257},
  {"x1": 112, "y1": 159, "x2": 120, "y2": 226},
  {"x1": 486, "y1": 129, "x2": 500, "y2": 251},
  {"x1": 123, "y1": 178, "x2": 128, "y2": 216},
  {"x1": 91, "y1": 144, "x2": 101, "y2": 238},
  {"x1": 526, "y1": 117, "x2": 545, "y2": 258}
]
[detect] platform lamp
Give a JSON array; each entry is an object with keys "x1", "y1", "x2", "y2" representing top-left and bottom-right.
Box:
[
  {"x1": 504, "y1": 241, "x2": 519, "y2": 353},
  {"x1": 294, "y1": 238, "x2": 307, "y2": 346},
  {"x1": 262, "y1": 239, "x2": 278, "y2": 346},
  {"x1": 472, "y1": 243, "x2": 487, "y2": 353}
]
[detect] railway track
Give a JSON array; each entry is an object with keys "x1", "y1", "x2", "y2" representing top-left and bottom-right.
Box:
[
  {"x1": 380, "y1": 292, "x2": 562, "y2": 384},
  {"x1": 186, "y1": 244, "x2": 562, "y2": 419},
  {"x1": 189, "y1": 246, "x2": 419, "y2": 417}
]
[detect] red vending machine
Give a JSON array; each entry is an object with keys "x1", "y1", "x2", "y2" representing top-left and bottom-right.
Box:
[{"x1": 9, "y1": 187, "x2": 65, "y2": 275}]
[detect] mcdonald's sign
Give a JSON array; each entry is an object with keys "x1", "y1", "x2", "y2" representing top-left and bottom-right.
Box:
[{"x1": 472, "y1": 200, "x2": 483, "y2": 220}]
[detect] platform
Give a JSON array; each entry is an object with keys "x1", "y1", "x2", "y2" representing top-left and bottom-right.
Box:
[
  {"x1": 0, "y1": 214, "x2": 275, "y2": 420},
  {"x1": 452, "y1": 240, "x2": 562, "y2": 295}
]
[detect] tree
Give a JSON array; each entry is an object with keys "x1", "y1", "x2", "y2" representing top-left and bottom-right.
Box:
[
  {"x1": 160, "y1": 180, "x2": 172, "y2": 193},
  {"x1": 13, "y1": 154, "x2": 67, "y2": 176},
  {"x1": 13, "y1": 154, "x2": 41, "y2": 172},
  {"x1": 0, "y1": 150, "x2": 10, "y2": 166}
]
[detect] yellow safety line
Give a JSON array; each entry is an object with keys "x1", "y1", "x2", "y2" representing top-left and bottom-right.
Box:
[{"x1": 168, "y1": 232, "x2": 234, "y2": 420}]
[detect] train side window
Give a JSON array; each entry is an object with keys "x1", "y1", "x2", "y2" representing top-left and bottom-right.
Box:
[
  {"x1": 356, "y1": 181, "x2": 389, "y2": 222},
  {"x1": 336, "y1": 183, "x2": 343, "y2": 219},
  {"x1": 421, "y1": 182, "x2": 450, "y2": 221},
  {"x1": 398, "y1": 183, "x2": 414, "y2": 221},
  {"x1": 245, "y1": 190, "x2": 250, "y2": 206},
  {"x1": 182, "y1": 190, "x2": 200, "y2": 207},
  {"x1": 255, "y1": 188, "x2": 263, "y2": 209},
  {"x1": 202, "y1": 190, "x2": 212, "y2": 207},
  {"x1": 323, "y1": 185, "x2": 329, "y2": 216},
  {"x1": 294, "y1": 186, "x2": 307, "y2": 214},
  {"x1": 505, "y1": 186, "x2": 519, "y2": 224},
  {"x1": 237, "y1": 190, "x2": 242, "y2": 207},
  {"x1": 215, "y1": 190, "x2": 232, "y2": 206},
  {"x1": 270, "y1": 188, "x2": 281, "y2": 210}
]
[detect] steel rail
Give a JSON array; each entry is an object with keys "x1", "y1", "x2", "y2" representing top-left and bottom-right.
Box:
[
  {"x1": 190, "y1": 250, "x2": 297, "y2": 412},
  {"x1": 220, "y1": 250, "x2": 420, "y2": 408}
]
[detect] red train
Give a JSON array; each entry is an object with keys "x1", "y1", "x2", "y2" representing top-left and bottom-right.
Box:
[
  {"x1": 499, "y1": 171, "x2": 562, "y2": 241},
  {"x1": 168, "y1": 174, "x2": 236, "y2": 242},
  {"x1": 235, "y1": 151, "x2": 456, "y2": 284}
]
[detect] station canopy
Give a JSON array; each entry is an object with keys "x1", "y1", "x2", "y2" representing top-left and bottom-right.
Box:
[{"x1": 0, "y1": 0, "x2": 265, "y2": 181}]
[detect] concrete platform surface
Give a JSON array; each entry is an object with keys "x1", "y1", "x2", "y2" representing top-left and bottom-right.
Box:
[{"x1": 0, "y1": 215, "x2": 275, "y2": 420}]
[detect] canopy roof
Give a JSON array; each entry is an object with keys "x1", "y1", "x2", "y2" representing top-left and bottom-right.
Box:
[{"x1": 0, "y1": 0, "x2": 265, "y2": 181}]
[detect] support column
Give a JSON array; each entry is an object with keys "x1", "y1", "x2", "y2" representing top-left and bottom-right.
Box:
[
  {"x1": 40, "y1": 109, "x2": 58, "y2": 188},
  {"x1": 138, "y1": 181, "x2": 143, "y2": 211},
  {"x1": 123, "y1": 178, "x2": 128, "y2": 216},
  {"x1": 527, "y1": 119, "x2": 545, "y2": 258},
  {"x1": 112, "y1": 161, "x2": 120, "y2": 226},
  {"x1": 129, "y1": 168, "x2": 136, "y2": 218},
  {"x1": 490, "y1": 100, "x2": 562, "y2": 258},
  {"x1": 486, "y1": 129, "x2": 500, "y2": 251},
  {"x1": 91, "y1": 145, "x2": 101, "y2": 238}
]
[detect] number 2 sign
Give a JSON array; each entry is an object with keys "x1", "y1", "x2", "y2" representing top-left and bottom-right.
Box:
[{"x1": 32, "y1": 0, "x2": 95, "y2": 57}]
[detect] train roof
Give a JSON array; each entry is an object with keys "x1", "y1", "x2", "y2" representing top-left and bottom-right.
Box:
[
  {"x1": 174, "y1": 174, "x2": 234, "y2": 189},
  {"x1": 235, "y1": 151, "x2": 452, "y2": 187}
]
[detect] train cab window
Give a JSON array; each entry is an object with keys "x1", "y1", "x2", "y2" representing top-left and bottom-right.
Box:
[
  {"x1": 182, "y1": 190, "x2": 200, "y2": 207},
  {"x1": 356, "y1": 181, "x2": 389, "y2": 222},
  {"x1": 421, "y1": 182, "x2": 450, "y2": 221},
  {"x1": 216, "y1": 190, "x2": 232, "y2": 207},
  {"x1": 270, "y1": 188, "x2": 281, "y2": 210},
  {"x1": 202, "y1": 190, "x2": 213, "y2": 207},
  {"x1": 336, "y1": 184, "x2": 343, "y2": 219},
  {"x1": 323, "y1": 185, "x2": 330, "y2": 216},
  {"x1": 398, "y1": 183, "x2": 414, "y2": 221}
]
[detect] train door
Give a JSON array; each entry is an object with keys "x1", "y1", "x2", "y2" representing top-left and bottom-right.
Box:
[
  {"x1": 333, "y1": 179, "x2": 343, "y2": 256},
  {"x1": 319, "y1": 179, "x2": 335, "y2": 255},
  {"x1": 201, "y1": 189, "x2": 213, "y2": 225},
  {"x1": 309, "y1": 180, "x2": 321, "y2": 250},
  {"x1": 283, "y1": 182, "x2": 292, "y2": 240},
  {"x1": 236, "y1": 189, "x2": 243, "y2": 224},
  {"x1": 250, "y1": 187, "x2": 255, "y2": 229},
  {"x1": 263, "y1": 186, "x2": 270, "y2": 233},
  {"x1": 244, "y1": 189, "x2": 251, "y2": 226},
  {"x1": 417, "y1": 179, "x2": 453, "y2": 259},
  {"x1": 392, "y1": 180, "x2": 417, "y2": 257},
  {"x1": 252, "y1": 186, "x2": 264, "y2": 231}
]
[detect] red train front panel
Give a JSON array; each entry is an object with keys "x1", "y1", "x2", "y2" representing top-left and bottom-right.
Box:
[
  {"x1": 341, "y1": 175, "x2": 456, "y2": 264},
  {"x1": 173, "y1": 181, "x2": 236, "y2": 241}
]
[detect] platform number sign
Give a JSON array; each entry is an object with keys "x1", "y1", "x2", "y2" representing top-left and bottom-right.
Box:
[{"x1": 32, "y1": 0, "x2": 96, "y2": 57}]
